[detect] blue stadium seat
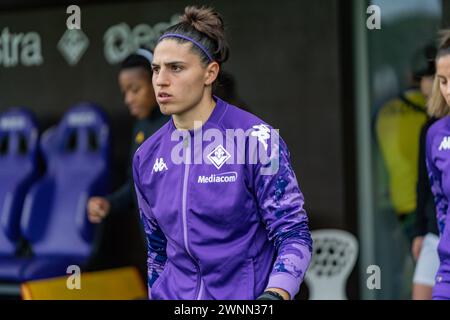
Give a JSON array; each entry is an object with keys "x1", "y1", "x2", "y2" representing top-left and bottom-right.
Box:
[
  {"x1": 0, "y1": 103, "x2": 110, "y2": 282},
  {"x1": 0, "y1": 108, "x2": 40, "y2": 258}
]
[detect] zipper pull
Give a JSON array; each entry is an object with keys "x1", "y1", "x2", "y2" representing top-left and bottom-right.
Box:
[{"x1": 183, "y1": 135, "x2": 190, "y2": 149}]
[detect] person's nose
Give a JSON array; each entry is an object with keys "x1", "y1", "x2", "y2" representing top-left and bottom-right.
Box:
[
  {"x1": 155, "y1": 68, "x2": 170, "y2": 87},
  {"x1": 125, "y1": 91, "x2": 134, "y2": 106}
]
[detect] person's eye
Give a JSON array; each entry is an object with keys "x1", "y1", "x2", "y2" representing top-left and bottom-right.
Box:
[
  {"x1": 131, "y1": 86, "x2": 140, "y2": 94},
  {"x1": 172, "y1": 65, "x2": 183, "y2": 72},
  {"x1": 152, "y1": 66, "x2": 160, "y2": 74}
]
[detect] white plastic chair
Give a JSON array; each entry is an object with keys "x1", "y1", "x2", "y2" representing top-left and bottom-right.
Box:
[{"x1": 305, "y1": 229, "x2": 358, "y2": 300}]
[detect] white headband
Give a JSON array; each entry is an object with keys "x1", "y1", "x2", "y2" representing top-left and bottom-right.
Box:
[{"x1": 136, "y1": 48, "x2": 153, "y2": 63}]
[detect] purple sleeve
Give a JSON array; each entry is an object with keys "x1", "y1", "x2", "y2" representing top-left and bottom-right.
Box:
[
  {"x1": 426, "y1": 132, "x2": 448, "y2": 235},
  {"x1": 132, "y1": 153, "x2": 167, "y2": 296},
  {"x1": 252, "y1": 132, "x2": 312, "y2": 299}
]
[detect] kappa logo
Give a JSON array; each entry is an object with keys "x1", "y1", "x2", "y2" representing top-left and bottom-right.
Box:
[
  {"x1": 207, "y1": 145, "x2": 231, "y2": 170},
  {"x1": 251, "y1": 124, "x2": 271, "y2": 151},
  {"x1": 439, "y1": 136, "x2": 450, "y2": 151},
  {"x1": 153, "y1": 158, "x2": 168, "y2": 173}
]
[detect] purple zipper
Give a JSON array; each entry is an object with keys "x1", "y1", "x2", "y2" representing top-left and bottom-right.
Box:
[{"x1": 182, "y1": 140, "x2": 203, "y2": 300}]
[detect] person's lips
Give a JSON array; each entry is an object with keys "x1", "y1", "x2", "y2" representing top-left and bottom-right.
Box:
[
  {"x1": 157, "y1": 92, "x2": 173, "y2": 103},
  {"x1": 129, "y1": 105, "x2": 139, "y2": 113}
]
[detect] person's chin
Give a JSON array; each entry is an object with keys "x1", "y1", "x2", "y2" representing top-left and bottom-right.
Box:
[
  {"x1": 128, "y1": 107, "x2": 140, "y2": 117},
  {"x1": 159, "y1": 103, "x2": 177, "y2": 115}
]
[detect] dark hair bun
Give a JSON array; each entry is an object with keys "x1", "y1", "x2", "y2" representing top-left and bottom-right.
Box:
[
  {"x1": 181, "y1": 6, "x2": 224, "y2": 34},
  {"x1": 180, "y1": 6, "x2": 229, "y2": 64}
]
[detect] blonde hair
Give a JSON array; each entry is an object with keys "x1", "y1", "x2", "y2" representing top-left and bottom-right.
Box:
[
  {"x1": 428, "y1": 76, "x2": 450, "y2": 117},
  {"x1": 428, "y1": 29, "x2": 450, "y2": 118}
]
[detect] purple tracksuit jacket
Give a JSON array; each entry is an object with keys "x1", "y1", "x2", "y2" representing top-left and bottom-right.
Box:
[
  {"x1": 133, "y1": 97, "x2": 312, "y2": 300},
  {"x1": 426, "y1": 115, "x2": 450, "y2": 299}
]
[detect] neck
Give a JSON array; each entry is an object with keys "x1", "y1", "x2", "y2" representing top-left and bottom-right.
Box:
[{"x1": 173, "y1": 94, "x2": 216, "y2": 130}]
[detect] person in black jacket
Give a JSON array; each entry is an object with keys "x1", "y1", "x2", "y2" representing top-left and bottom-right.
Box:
[{"x1": 87, "y1": 49, "x2": 169, "y2": 224}]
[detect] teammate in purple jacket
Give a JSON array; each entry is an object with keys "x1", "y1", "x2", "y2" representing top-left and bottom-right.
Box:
[
  {"x1": 132, "y1": 6, "x2": 312, "y2": 300},
  {"x1": 425, "y1": 30, "x2": 450, "y2": 300}
]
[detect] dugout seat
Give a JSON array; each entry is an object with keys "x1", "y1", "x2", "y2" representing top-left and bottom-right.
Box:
[
  {"x1": 0, "y1": 108, "x2": 40, "y2": 258},
  {"x1": 0, "y1": 103, "x2": 110, "y2": 283}
]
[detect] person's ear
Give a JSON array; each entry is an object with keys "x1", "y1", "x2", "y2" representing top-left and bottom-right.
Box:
[{"x1": 204, "y1": 62, "x2": 220, "y2": 86}]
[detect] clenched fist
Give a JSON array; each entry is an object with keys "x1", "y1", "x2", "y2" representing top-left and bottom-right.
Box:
[{"x1": 87, "y1": 197, "x2": 111, "y2": 223}]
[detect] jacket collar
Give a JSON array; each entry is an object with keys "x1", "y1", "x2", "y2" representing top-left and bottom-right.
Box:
[{"x1": 168, "y1": 95, "x2": 227, "y2": 132}]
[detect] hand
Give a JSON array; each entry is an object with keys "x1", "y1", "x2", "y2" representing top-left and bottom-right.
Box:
[
  {"x1": 412, "y1": 236, "x2": 424, "y2": 261},
  {"x1": 87, "y1": 197, "x2": 111, "y2": 223},
  {"x1": 257, "y1": 288, "x2": 290, "y2": 300}
]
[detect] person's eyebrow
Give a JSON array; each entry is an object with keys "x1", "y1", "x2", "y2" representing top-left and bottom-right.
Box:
[{"x1": 152, "y1": 61, "x2": 186, "y2": 67}]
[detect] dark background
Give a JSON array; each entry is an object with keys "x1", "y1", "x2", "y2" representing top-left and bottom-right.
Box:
[
  {"x1": 0, "y1": 0, "x2": 354, "y2": 299},
  {"x1": 7, "y1": 0, "x2": 445, "y2": 299},
  {"x1": 0, "y1": 0, "x2": 349, "y2": 231}
]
